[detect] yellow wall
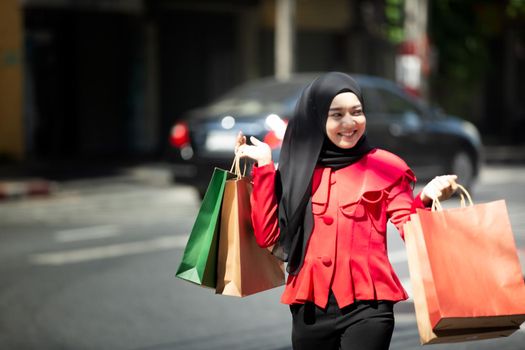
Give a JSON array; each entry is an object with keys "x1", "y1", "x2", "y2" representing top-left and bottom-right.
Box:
[{"x1": 0, "y1": 0, "x2": 24, "y2": 160}]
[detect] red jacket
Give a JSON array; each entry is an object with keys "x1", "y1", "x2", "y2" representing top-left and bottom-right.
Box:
[{"x1": 250, "y1": 149, "x2": 427, "y2": 309}]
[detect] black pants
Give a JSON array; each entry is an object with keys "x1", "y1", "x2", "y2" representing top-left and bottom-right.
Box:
[{"x1": 290, "y1": 292, "x2": 395, "y2": 350}]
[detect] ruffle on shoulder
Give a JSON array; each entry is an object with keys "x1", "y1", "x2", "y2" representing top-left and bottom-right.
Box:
[
  {"x1": 312, "y1": 149, "x2": 416, "y2": 207},
  {"x1": 311, "y1": 149, "x2": 416, "y2": 232}
]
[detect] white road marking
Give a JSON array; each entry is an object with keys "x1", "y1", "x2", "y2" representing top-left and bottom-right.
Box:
[
  {"x1": 388, "y1": 249, "x2": 408, "y2": 264},
  {"x1": 401, "y1": 278, "x2": 413, "y2": 300},
  {"x1": 55, "y1": 225, "x2": 121, "y2": 242},
  {"x1": 30, "y1": 235, "x2": 189, "y2": 266}
]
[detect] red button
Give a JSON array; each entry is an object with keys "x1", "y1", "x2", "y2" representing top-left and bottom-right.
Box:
[
  {"x1": 322, "y1": 215, "x2": 334, "y2": 225},
  {"x1": 321, "y1": 256, "x2": 332, "y2": 266}
]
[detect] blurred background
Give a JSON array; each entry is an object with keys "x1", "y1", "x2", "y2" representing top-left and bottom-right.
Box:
[
  {"x1": 1, "y1": 0, "x2": 524, "y2": 165},
  {"x1": 1, "y1": 1, "x2": 525, "y2": 349}
]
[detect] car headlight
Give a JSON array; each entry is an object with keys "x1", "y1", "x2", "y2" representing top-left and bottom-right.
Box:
[{"x1": 264, "y1": 114, "x2": 288, "y2": 149}]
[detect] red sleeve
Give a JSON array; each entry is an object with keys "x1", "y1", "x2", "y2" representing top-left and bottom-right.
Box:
[
  {"x1": 386, "y1": 178, "x2": 429, "y2": 240},
  {"x1": 250, "y1": 163, "x2": 281, "y2": 248}
]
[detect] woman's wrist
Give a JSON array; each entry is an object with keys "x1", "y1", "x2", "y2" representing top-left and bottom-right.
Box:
[
  {"x1": 419, "y1": 192, "x2": 433, "y2": 207},
  {"x1": 257, "y1": 156, "x2": 272, "y2": 167}
]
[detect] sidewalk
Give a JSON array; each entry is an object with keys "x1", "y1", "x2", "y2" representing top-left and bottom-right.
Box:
[
  {"x1": 483, "y1": 145, "x2": 525, "y2": 164},
  {"x1": 0, "y1": 157, "x2": 171, "y2": 201},
  {"x1": 0, "y1": 178, "x2": 55, "y2": 200}
]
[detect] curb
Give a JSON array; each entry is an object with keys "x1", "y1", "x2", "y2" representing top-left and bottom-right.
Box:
[
  {"x1": 484, "y1": 146, "x2": 525, "y2": 164},
  {"x1": 0, "y1": 179, "x2": 55, "y2": 201}
]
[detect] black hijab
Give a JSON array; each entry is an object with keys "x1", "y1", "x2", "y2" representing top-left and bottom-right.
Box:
[{"x1": 273, "y1": 72, "x2": 374, "y2": 275}]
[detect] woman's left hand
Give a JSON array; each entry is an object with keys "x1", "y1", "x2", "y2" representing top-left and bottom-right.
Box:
[{"x1": 420, "y1": 175, "x2": 458, "y2": 207}]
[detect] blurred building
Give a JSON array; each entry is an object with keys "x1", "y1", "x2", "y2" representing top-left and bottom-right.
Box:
[
  {"x1": 1, "y1": 0, "x2": 523, "y2": 162},
  {"x1": 2, "y1": 0, "x2": 407, "y2": 162}
]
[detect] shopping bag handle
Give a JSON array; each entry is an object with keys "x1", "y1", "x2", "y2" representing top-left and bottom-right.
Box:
[
  {"x1": 230, "y1": 153, "x2": 247, "y2": 179},
  {"x1": 431, "y1": 184, "x2": 473, "y2": 211}
]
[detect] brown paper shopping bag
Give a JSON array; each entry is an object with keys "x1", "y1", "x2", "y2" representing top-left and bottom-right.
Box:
[
  {"x1": 215, "y1": 156, "x2": 285, "y2": 297},
  {"x1": 404, "y1": 218, "x2": 521, "y2": 345}
]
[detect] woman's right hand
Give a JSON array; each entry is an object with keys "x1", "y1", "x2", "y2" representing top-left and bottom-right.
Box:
[{"x1": 235, "y1": 132, "x2": 272, "y2": 166}]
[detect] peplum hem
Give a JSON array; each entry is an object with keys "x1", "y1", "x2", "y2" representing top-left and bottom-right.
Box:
[{"x1": 281, "y1": 259, "x2": 332, "y2": 308}]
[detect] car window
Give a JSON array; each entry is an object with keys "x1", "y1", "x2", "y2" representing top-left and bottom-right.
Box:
[
  {"x1": 204, "y1": 80, "x2": 308, "y2": 116},
  {"x1": 361, "y1": 87, "x2": 382, "y2": 114},
  {"x1": 212, "y1": 81, "x2": 307, "y2": 108},
  {"x1": 373, "y1": 88, "x2": 422, "y2": 116}
]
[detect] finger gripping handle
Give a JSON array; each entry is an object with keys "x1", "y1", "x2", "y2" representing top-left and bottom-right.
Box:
[{"x1": 431, "y1": 183, "x2": 473, "y2": 212}]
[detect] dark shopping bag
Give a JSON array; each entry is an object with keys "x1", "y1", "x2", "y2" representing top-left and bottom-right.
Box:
[{"x1": 176, "y1": 167, "x2": 232, "y2": 288}]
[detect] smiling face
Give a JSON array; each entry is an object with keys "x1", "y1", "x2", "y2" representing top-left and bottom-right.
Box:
[{"x1": 325, "y1": 92, "x2": 366, "y2": 149}]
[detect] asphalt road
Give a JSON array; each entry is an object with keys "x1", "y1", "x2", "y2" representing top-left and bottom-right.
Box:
[{"x1": 0, "y1": 164, "x2": 524, "y2": 349}]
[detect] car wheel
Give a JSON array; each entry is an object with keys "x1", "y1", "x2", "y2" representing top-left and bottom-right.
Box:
[{"x1": 449, "y1": 151, "x2": 475, "y2": 189}]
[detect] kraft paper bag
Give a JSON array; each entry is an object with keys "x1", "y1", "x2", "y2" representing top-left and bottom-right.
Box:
[
  {"x1": 404, "y1": 218, "x2": 521, "y2": 344},
  {"x1": 176, "y1": 168, "x2": 232, "y2": 288},
  {"x1": 215, "y1": 157, "x2": 285, "y2": 297},
  {"x1": 413, "y1": 193, "x2": 525, "y2": 332}
]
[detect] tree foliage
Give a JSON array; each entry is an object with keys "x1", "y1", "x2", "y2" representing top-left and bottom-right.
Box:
[
  {"x1": 384, "y1": 0, "x2": 405, "y2": 44},
  {"x1": 428, "y1": 0, "x2": 523, "y2": 124}
]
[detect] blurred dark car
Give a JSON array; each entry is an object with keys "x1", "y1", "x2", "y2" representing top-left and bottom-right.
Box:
[{"x1": 167, "y1": 73, "x2": 483, "y2": 198}]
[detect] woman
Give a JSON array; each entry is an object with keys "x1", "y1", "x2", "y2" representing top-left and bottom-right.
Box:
[{"x1": 235, "y1": 72, "x2": 457, "y2": 350}]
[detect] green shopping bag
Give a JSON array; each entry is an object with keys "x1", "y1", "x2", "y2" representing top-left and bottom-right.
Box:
[{"x1": 176, "y1": 168, "x2": 231, "y2": 288}]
